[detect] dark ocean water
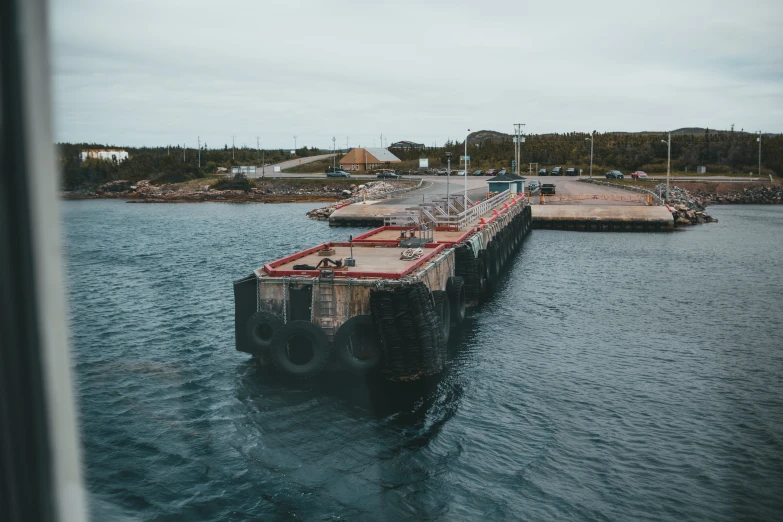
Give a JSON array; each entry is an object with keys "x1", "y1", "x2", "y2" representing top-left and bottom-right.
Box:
[{"x1": 62, "y1": 200, "x2": 783, "y2": 521}]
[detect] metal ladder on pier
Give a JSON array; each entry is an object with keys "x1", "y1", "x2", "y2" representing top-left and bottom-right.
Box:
[{"x1": 318, "y1": 270, "x2": 336, "y2": 337}]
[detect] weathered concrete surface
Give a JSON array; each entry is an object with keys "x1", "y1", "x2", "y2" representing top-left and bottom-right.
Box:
[
  {"x1": 329, "y1": 177, "x2": 489, "y2": 226},
  {"x1": 328, "y1": 202, "x2": 406, "y2": 225},
  {"x1": 531, "y1": 205, "x2": 674, "y2": 231}
]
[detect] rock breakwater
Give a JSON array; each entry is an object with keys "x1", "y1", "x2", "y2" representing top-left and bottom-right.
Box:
[
  {"x1": 656, "y1": 184, "x2": 718, "y2": 227},
  {"x1": 692, "y1": 184, "x2": 783, "y2": 206},
  {"x1": 306, "y1": 182, "x2": 399, "y2": 220}
]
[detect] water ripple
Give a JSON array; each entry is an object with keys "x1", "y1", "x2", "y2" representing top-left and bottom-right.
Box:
[{"x1": 63, "y1": 201, "x2": 783, "y2": 521}]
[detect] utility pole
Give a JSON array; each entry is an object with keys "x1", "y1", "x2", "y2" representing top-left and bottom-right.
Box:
[
  {"x1": 332, "y1": 136, "x2": 336, "y2": 172},
  {"x1": 232, "y1": 135, "x2": 235, "y2": 160},
  {"x1": 293, "y1": 135, "x2": 297, "y2": 152},
  {"x1": 346, "y1": 136, "x2": 349, "y2": 151},
  {"x1": 183, "y1": 143, "x2": 186, "y2": 162},
  {"x1": 198, "y1": 136, "x2": 201, "y2": 168},
  {"x1": 256, "y1": 136, "x2": 260, "y2": 163}
]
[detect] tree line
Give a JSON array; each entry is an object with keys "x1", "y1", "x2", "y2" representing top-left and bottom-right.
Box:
[
  {"x1": 57, "y1": 143, "x2": 324, "y2": 189},
  {"x1": 391, "y1": 130, "x2": 782, "y2": 176},
  {"x1": 59, "y1": 130, "x2": 782, "y2": 189}
]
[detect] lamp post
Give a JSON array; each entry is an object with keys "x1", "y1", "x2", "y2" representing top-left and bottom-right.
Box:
[
  {"x1": 585, "y1": 131, "x2": 594, "y2": 179},
  {"x1": 464, "y1": 129, "x2": 470, "y2": 210},
  {"x1": 661, "y1": 132, "x2": 671, "y2": 201},
  {"x1": 445, "y1": 151, "x2": 452, "y2": 204},
  {"x1": 757, "y1": 131, "x2": 762, "y2": 177}
]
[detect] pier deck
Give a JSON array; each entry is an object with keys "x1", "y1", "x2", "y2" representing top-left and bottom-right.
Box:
[
  {"x1": 531, "y1": 205, "x2": 673, "y2": 230},
  {"x1": 259, "y1": 242, "x2": 447, "y2": 279}
]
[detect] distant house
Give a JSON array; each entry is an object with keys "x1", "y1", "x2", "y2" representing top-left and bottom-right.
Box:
[
  {"x1": 487, "y1": 173, "x2": 526, "y2": 194},
  {"x1": 339, "y1": 148, "x2": 401, "y2": 171},
  {"x1": 389, "y1": 140, "x2": 425, "y2": 150},
  {"x1": 80, "y1": 149, "x2": 128, "y2": 162}
]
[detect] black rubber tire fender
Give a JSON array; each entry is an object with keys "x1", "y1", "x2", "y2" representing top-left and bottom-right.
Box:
[
  {"x1": 432, "y1": 290, "x2": 451, "y2": 344},
  {"x1": 446, "y1": 276, "x2": 466, "y2": 326},
  {"x1": 478, "y1": 250, "x2": 491, "y2": 282},
  {"x1": 269, "y1": 320, "x2": 331, "y2": 378},
  {"x1": 487, "y1": 241, "x2": 501, "y2": 279},
  {"x1": 334, "y1": 315, "x2": 382, "y2": 374},
  {"x1": 245, "y1": 311, "x2": 285, "y2": 349},
  {"x1": 476, "y1": 258, "x2": 488, "y2": 299}
]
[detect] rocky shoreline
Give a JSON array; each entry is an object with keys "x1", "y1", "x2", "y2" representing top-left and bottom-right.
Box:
[
  {"x1": 62, "y1": 179, "x2": 405, "y2": 204},
  {"x1": 660, "y1": 183, "x2": 782, "y2": 227},
  {"x1": 690, "y1": 185, "x2": 783, "y2": 206}
]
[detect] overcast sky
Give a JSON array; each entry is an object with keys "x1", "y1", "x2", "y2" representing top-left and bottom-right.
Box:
[{"x1": 51, "y1": 0, "x2": 783, "y2": 149}]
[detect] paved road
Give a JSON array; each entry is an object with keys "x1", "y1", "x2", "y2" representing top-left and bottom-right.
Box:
[{"x1": 249, "y1": 153, "x2": 334, "y2": 178}]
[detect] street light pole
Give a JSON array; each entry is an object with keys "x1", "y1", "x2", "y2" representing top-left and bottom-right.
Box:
[
  {"x1": 590, "y1": 131, "x2": 594, "y2": 178},
  {"x1": 661, "y1": 132, "x2": 671, "y2": 201},
  {"x1": 585, "y1": 132, "x2": 594, "y2": 179},
  {"x1": 758, "y1": 131, "x2": 762, "y2": 177},
  {"x1": 464, "y1": 129, "x2": 470, "y2": 210},
  {"x1": 332, "y1": 137, "x2": 336, "y2": 172},
  {"x1": 445, "y1": 152, "x2": 452, "y2": 204},
  {"x1": 198, "y1": 136, "x2": 201, "y2": 168}
]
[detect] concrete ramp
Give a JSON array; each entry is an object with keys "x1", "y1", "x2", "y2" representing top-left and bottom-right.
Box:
[
  {"x1": 531, "y1": 205, "x2": 673, "y2": 231},
  {"x1": 329, "y1": 202, "x2": 407, "y2": 226}
]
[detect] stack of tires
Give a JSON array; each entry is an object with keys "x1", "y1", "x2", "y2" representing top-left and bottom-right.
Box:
[
  {"x1": 243, "y1": 310, "x2": 384, "y2": 379},
  {"x1": 454, "y1": 245, "x2": 484, "y2": 302},
  {"x1": 369, "y1": 279, "x2": 464, "y2": 381},
  {"x1": 455, "y1": 205, "x2": 533, "y2": 302}
]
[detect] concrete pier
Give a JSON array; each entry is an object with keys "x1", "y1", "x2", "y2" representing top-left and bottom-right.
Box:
[{"x1": 531, "y1": 205, "x2": 674, "y2": 231}]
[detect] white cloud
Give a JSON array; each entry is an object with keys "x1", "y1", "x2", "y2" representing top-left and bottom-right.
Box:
[{"x1": 51, "y1": 0, "x2": 783, "y2": 147}]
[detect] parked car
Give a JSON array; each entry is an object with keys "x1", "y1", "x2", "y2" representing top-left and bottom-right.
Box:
[
  {"x1": 538, "y1": 168, "x2": 547, "y2": 175},
  {"x1": 605, "y1": 170, "x2": 624, "y2": 179},
  {"x1": 325, "y1": 166, "x2": 342, "y2": 173},
  {"x1": 456, "y1": 170, "x2": 467, "y2": 176},
  {"x1": 472, "y1": 169, "x2": 484, "y2": 176},
  {"x1": 631, "y1": 171, "x2": 648, "y2": 180},
  {"x1": 550, "y1": 166, "x2": 563, "y2": 176},
  {"x1": 326, "y1": 170, "x2": 350, "y2": 178},
  {"x1": 377, "y1": 172, "x2": 399, "y2": 179},
  {"x1": 485, "y1": 169, "x2": 497, "y2": 176},
  {"x1": 497, "y1": 169, "x2": 508, "y2": 176},
  {"x1": 437, "y1": 169, "x2": 448, "y2": 176},
  {"x1": 541, "y1": 183, "x2": 556, "y2": 195},
  {"x1": 566, "y1": 168, "x2": 578, "y2": 176},
  {"x1": 527, "y1": 180, "x2": 541, "y2": 192}
]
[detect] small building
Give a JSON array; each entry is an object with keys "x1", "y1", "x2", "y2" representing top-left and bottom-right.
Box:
[
  {"x1": 80, "y1": 149, "x2": 128, "y2": 162},
  {"x1": 487, "y1": 173, "x2": 526, "y2": 194},
  {"x1": 339, "y1": 148, "x2": 401, "y2": 171},
  {"x1": 389, "y1": 140, "x2": 425, "y2": 150}
]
